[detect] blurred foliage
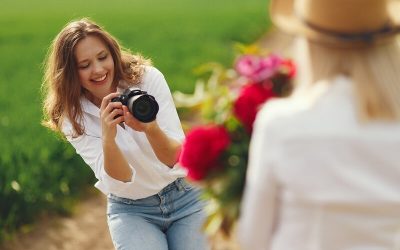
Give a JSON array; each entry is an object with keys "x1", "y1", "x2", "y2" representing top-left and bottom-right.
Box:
[
  {"x1": 0, "y1": 140, "x2": 95, "y2": 242},
  {"x1": 0, "y1": 0, "x2": 270, "y2": 244},
  {"x1": 174, "y1": 45, "x2": 294, "y2": 235}
]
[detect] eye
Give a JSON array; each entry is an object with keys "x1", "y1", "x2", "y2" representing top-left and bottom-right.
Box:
[
  {"x1": 78, "y1": 63, "x2": 89, "y2": 69},
  {"x1": 98, "y1": 54, "x2": 108, "y2": 60}
]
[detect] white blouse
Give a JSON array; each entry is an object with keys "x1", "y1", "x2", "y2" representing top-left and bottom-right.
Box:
[
  {"x1": 62, "y1": 66, "x2": 186, "y2": 200},
  {"x1": 238, "y1": 75, "x2": 400, "y2": 250}
]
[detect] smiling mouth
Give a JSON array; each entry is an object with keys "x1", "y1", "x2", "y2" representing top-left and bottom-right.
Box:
[{"x1": 92, "y1": 74, "x2": 107, "y2": 84}]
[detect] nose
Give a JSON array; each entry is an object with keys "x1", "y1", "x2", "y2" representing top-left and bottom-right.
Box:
[{"x1": 92, "y1": 61, "x2": 104, "y2": 74}]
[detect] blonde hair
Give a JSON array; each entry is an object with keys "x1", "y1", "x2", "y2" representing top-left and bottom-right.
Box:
[
  {"x1": 293, "y1": 36, "x2": 400, "y2": 121},
  {"x1": 41, "y1": 18, "x2": 151, "y2": 136}
]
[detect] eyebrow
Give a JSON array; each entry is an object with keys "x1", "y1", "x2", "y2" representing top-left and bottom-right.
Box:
[{"x1": 77, "y1": 50, "x2": 107, "y2": 64}]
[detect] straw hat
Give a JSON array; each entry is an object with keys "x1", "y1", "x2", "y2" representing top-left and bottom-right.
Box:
[{"x1": 270, "y1": 0, "x2": 400, "y2": 46}]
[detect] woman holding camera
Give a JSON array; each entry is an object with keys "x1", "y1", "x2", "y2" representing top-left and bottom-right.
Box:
[{"x1": 42, "y1": 18, "x2": 209, "y2": 250}]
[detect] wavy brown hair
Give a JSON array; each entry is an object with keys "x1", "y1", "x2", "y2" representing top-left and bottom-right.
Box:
[{"x1": 42, "y1": 18, "x2": 150, "y2": 136}]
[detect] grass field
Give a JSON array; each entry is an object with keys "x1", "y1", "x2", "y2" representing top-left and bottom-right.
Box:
[
  {"x1": 0, "y1": 0, "x2": 270, "y2": 156},
  {"x1": 0, "y1": 0, "x2": 270, "y2": 242}
]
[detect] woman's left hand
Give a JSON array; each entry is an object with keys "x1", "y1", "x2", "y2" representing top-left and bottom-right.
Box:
[{"x1": 122, "y1": 105, "x2": 157, "y2": 133}]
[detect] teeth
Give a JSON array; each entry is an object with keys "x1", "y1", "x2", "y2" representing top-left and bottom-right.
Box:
[{"x1": 93, "y1": 74, "x2": 106, "y2": 82}]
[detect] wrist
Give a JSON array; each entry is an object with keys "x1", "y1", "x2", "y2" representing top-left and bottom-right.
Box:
[
  {"x1": 102, "y1": 137, "x2": 117, "y2": 148},
  {"x1": 144, "y1": 121, "x2": 159, "y2": 135}
]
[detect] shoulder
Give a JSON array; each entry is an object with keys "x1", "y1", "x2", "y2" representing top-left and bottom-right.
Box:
[
  {"x1": 253, "y1": 76, "x2": 356, "y2": 137},
  {"x1": 140, "y1": 66, "x2": 171, "y2": 94},
  {"x1": 253, "y1": 97, "x2": 302, "y2": 138},
  {"x1": 255, "y1": 92, "x2": 314, "y2": 128},
  {"x1": 142, "y1": 66, "x2": 164, "y2": 82}
]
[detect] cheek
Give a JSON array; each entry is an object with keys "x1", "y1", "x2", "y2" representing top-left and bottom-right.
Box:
[
  {"x1": 107, "y1": 58, "x2": 115, "y2": 73},
  {"x1": 107, "y1": 65, "x2": 115, "y2": 84},
  {"x1": 77, "y1": 70, "x2": 90, "y2": 88},
  {"x1": 78, "y1": 70, "x2": 89, "y2": 82}
]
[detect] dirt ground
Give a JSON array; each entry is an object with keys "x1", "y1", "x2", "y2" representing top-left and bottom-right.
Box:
[{"x1": 1, "y1": 193, "x2": 114, "y2": 250}]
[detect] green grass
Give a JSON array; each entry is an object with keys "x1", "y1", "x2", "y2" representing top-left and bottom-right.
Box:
[
  {"x1": 1, "y1": 0, "x2": 270, "y2": 92},
  {"x1": 0, "y1": 0, "x2": 270, "y2": 242}
]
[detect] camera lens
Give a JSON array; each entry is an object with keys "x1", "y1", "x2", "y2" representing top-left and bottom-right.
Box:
[
  {"x1": 134, "y1": 99, "x2": 151, "y2": 116},
  {"x1": 127, "y1": 95, "x2": 159, "y2": 123}
]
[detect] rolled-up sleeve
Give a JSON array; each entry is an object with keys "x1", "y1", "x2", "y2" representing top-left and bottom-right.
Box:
[
  {"x1": 142, "y1": 67, "x2": 186, "y2": 172},
  {"x1": 62, "y1": 121, "x2": 137, "y2": 194}
]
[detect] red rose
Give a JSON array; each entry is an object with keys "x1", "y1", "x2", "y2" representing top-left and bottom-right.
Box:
[
  {"x1": 233, "y1": 82, "x2": 275, "y2": 133},
  {"x1": 179, "y1": 125, "x2": 231, "y2": 181}
]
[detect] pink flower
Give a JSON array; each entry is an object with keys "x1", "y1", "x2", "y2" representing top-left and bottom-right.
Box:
[
  {"x1": 235, "y1": 54, "x2": 283, "y2": 83},
  {"x1": 233, "y1": 82, "x2": 276, "y2": 133},
  {"x1": 179, "y1": 125, "x2": 231, "y2": 181}
]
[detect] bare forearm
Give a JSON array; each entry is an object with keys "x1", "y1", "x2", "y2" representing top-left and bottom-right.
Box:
[
  {"x1": 145, "y1": 123, "x2": 181, "y2": 167},
  {"x1": 103, "y1": 139, "x2": 132, "y2": 182}
]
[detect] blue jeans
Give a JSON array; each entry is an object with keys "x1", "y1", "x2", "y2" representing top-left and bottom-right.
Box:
[{"x1": 107, "y1": 178, "x2": 210, "y2": 250}]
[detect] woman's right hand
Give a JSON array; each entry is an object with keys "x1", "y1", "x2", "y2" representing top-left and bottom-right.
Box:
[{"x1": 100, "y1": 92, "x2": 125, "y2": 142}]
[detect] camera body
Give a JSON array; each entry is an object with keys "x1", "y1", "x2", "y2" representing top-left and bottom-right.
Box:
[{"x1": 111, "y1": 87, "x2": 159, "y2": 123}]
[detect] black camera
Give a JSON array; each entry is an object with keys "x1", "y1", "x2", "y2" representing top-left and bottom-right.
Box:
[{"x1": 111, "y1": 88, "x2": 159, "y2": 123}]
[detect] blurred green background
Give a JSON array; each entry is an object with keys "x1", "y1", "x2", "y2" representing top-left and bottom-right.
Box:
[{"x1": 0, "y1": 0, "x2": 270, "y2": 243}]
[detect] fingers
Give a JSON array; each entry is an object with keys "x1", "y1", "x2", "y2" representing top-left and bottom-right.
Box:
[
  {"x1": 100, "y1": 92, "x2": 123, "y2": 120},
  {"x1": 100, "y1": 102, "x2": 124, "y2": 127},
  {"x1": 122, "y1": 105, "x2": 136, "y2": 124},
  {"x1": 99, "y1": 92, "x2": 125, "y2": 127},
  {"x1": 112, "y1": 115, "x2": 125, "y2": 125},
  {"x1": 106, "y1": 108, "x2": 124, "y2": 122},
  {"x1": 103, "y1": 101, "x2": 123, "y2": 115},
  {"x1": 100, "y1": 92, "x2": 121, "y2": 111},
  {"x1": 122, "y1": 106, "x2": 150, "y2": 132}
]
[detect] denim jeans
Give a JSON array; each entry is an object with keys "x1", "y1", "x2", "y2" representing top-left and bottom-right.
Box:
[{"x1": 107, "y1": 178, "x2": 210, "y2": 250}]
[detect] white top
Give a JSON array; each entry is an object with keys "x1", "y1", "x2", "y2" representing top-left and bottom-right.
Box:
[
  {"x1": 62, "y1": 66, "x2": 186, "y2": 200},
  {"x1": 238, "y1": 75, "x2": 400, "y2": 250}
]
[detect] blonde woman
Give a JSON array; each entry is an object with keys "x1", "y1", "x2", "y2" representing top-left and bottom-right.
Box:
[
  {"x1": 42, "y1": 18, "x2": 209, "y2": 250},
  {"x1": 239, "y1": 0, "x2": 400, "y2": 249}
]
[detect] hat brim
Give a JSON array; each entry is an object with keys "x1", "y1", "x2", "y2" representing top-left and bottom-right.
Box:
[{"x1": 270, "y1": 0, "x2": 400, "y2": 47}]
